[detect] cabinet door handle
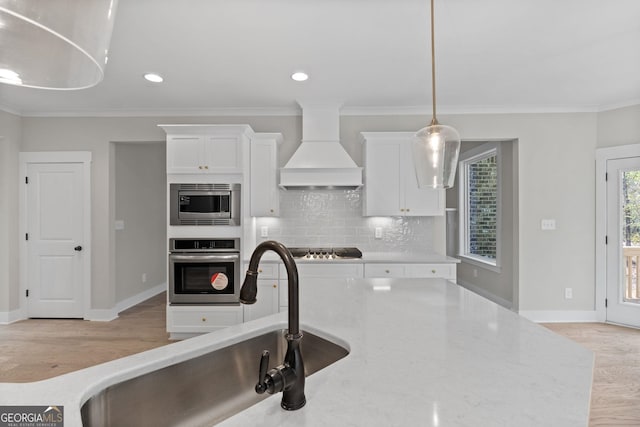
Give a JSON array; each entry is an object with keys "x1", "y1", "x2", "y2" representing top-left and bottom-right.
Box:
[
  {"x1": 270, "y1": 209, "x2": 274, "y2": 213},
  {"x1": 258, "y1": 268, "x2": 263, "y2": 273},
  {"x1": 406, "y1": 208, "x2": 410, "y2": 212},
  {"x1": 400, "y1": 208, "x2": 405, "y2": 212},
  {"x1": 385, "y1": 269, "x2": 390, "y2": 273},
  {"x1": 432, "y1": 269, "x2": 437, "y2": 274},
  {"x1": 204, "y1": 165, "x2": 209, "y2": 170},
  {"x1": 273, "y1": 284, "x2": 277, "y2": 288},
  {"x1": 198, "y1": 165, "x2": 203, "y2": 169}
]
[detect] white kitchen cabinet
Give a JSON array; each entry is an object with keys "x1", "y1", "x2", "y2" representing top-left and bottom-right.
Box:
[
  {"x1": 161, "y1": 125, "x2": 251, "y2": 174},
  {"x1": 279, "y1": 263, "x2": 364, "y2": 308},
  {"x1": 250, "y1": 134, "x2": 282, "y2": 216},
  {"x1": 243, "y1": 279, "x2": 279, "y2": 322},
  {"x1": 166, "y1": 305, "x2": 244, "y2": 339},
  {"x1": 243, "y1": 262, "x2": 280, "y2": 321},
  {"x1": 360, "y1": 132, "x2": 444, "y2": 216},
  {"x1": 364, "y1": 263, "x2": 456, "y2": 280}
]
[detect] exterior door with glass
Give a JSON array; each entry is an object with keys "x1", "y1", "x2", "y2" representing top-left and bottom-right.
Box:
[{"x1": 606, "y1": 157, "x2": 640, "y2": 327}]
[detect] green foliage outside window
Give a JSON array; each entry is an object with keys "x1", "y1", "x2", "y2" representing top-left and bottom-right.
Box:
[{"x1": 622, "y1": 170, "x2": 640, "y2": 246}]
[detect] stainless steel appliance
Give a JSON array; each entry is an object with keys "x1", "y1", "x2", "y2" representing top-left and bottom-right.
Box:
[
  {"x1": 170, "y1": 183, "x2": 240, "y2": 226},
  {"x1": 169, "y1": 238, "x2": 241, "y2": 304},
  {"x1": 287, "y1": 247, "x2": 363, "y2": 260}
]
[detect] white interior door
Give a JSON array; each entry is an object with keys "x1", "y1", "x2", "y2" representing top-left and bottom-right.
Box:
[
  {"x1": 25, "y1": 162, "x2": 87, "y2": 318},
  {"x1": 606, "y1": 157, "x2": 640, "y2": 327}
]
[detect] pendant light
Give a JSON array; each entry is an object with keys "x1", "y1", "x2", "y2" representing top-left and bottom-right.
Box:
[
  {"x1": 412, "y1": 0, "x2": 461, "y2": 189},
  {"x1": 0, "y1": 0, "x2": 118, "y2": 90}
]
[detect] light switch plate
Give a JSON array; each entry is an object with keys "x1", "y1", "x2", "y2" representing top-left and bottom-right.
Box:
[
  {"x1": 260, "y1": 226, "x2": 269, "y2": 237},
  {"x1": 375, "y1": 227, "x2": 383, "y2": 239}
]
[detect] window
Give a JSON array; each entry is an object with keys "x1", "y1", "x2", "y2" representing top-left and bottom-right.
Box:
[{"x1": 459, "y1": 143, "x2": 501, "y2": 269}]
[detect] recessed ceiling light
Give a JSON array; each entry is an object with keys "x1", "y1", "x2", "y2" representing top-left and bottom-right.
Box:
[
  {"x1": 291, "y1": 72, "x2": 308, "y2": 82},
  {"x1": 143, "y1": 73, "x2": 164, "y2": 83}
]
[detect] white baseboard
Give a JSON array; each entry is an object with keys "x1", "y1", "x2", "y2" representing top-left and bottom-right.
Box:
[
  {"x1": 86, "y1": 283, "x2": 166, "y2": 322},
  {"x1": 115, "y1": 283, "x2": 166, "y2": 314},
  {"x1": 518, "y1": 310, "x2": 599, "y2": 323},
  {"x1": 0, "y1": 308, "x2": 26, "y2": 325},
  {"x1": 456, "y1": 280, "x2": 513, "y2": 310}
]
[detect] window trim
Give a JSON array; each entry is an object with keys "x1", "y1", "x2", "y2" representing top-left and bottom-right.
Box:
[{"x1": 458, "y1": 142, "x2": 502, "y2": 273}]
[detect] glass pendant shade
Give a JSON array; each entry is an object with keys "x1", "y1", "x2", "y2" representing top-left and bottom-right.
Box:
[
  {"x1": 0, "y1": 0, "x2": 118, "y2": 89},
  {"x1": 413, "y1": 122, "x2": 461, "y2": 189}
]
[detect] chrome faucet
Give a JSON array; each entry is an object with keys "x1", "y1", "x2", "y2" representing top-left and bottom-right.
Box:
[{"x1": 240, "y1": 240, "x2": 306, "y2": 410}]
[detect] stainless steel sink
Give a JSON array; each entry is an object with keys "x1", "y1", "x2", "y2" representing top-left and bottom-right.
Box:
[{"x1": 81, "y1": 329, "x2": 348, "y2": 427}]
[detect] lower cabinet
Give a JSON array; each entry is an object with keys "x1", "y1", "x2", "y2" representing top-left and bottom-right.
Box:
[
  {"x1": 364, "y1": 263, "x2": 457, "y2": 280},
  {"x1": 167, "y1": 305, "x2": 244, "y2": 339},
  {"x1": 243, "y1": 279, "x2": 279, "y2": 322},
  {"x1": 279, "y1": 263, "x2": 364, "y2": 309},
  {"x1": 167, "y1": 261, "x2": 456, "y2": 337}
]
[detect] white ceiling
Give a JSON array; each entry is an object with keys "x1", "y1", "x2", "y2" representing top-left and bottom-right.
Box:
[{"x1": 1, "y1": 0, "x2": 640, "y2": 116}]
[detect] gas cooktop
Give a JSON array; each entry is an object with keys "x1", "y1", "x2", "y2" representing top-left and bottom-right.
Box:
[{"x1": 287, "y1": 247, "x2": 363, "y2": 260}]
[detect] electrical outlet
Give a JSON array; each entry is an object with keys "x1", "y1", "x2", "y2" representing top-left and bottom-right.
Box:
[
  {"x1": 541, "y1": 219, "x2": 556, "y2": 230},
  {"x1": 564, "y1": 288, "x2": 573, "y2": 299},
  {"x1": 375, "y1": 227, "x2": 383, "y2": 239},
  {"x1": 261, "y1": 226, "x2": 269, "y2": 237}
]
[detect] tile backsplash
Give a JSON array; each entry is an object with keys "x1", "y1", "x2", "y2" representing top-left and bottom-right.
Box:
[{"x1": 254, "y1": 189, "x2": 433, "y2": 252}]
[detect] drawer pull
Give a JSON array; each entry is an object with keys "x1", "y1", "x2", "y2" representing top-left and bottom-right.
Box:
[
  {"x1": 432, "y1": 269, "x2": 436, "y2": 274},
  {"x1": 273, "y1": 284, "x2": 277, "y2": 288},
  {"x1": 258, "y1": 268, "x2": 263, "y2": 273},
  {"x1": 385, "y1": 269, "x2": 390, "y2": 273},
  {"x1": 201, "y1": 317, "x2": 207, "y2": 322}
]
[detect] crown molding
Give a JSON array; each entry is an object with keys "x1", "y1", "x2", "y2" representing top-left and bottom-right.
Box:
[{"x1": 6, "y1": 102, "x2": 640, "y2": 118}]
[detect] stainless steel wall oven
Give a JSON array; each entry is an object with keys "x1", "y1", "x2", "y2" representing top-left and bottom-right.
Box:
[
  {"x1": 170, "y1": 183, "x2": 240, "y2": 226},
  {"x1": 169, "y1": 238, "x2": 240, "y2": 304}
]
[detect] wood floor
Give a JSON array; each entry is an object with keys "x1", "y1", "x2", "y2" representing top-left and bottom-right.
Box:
[
  {"x1": 0, "y1": 292, "x2": 172, "y2": 383},
  {"x1": 1, "y1": 294, "x2": 639, "y2": 426},
  {"x1": 543, "y1": 322, "x2": 640, "y2": 427}
]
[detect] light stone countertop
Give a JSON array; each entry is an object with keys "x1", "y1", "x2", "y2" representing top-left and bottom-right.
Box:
[{"x1": 0, "y1": 278, "x2": 593, "y2": 426}]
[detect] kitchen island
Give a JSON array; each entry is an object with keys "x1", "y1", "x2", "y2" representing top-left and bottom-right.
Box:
[{"x1": 0, "y1": 278, "x2": 593, "y2": 426}]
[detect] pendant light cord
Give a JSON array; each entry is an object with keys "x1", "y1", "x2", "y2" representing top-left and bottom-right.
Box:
[{"x1": 430, "y1": 0, "x2": 438, "y2": 126}]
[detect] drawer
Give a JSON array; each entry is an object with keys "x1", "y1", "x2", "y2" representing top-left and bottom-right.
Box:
[
  {"x1": 167, "y1": 305, "x2": 243, "y2": 333},
  {"x1": 364, "y1": 264, "x2": 406, "y2": 278},
  {"x1": 282, "y1": 263, "x2": 364, "y2": 278},
  {"x1": 407, "y1": 263, "x2": 456, "y2": 280}
]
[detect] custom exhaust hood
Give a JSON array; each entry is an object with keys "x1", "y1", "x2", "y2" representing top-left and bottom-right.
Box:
[{"x1": 279, "y1": 104, "x2": 362, "y2": 190}]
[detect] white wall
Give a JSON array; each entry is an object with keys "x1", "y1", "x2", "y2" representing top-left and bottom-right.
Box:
[
  {"x1": 19, "y1": 115, "x2": 298, "y2": 312},
  {"x1": 0, "y1": 110, "x2": 21, "y2": 316},
  {"x1": 343, "y1": 112, "x2": 598, "y2": 312},
  {"x1": 10, "y1": 106, "x2": 637, "y2": 316},
  {"x1": 597, "y1": 105, "x2": 640, "y2": 148},
  {"x1": 114, "y1": 142, "x2": 166, "y2": 302}
]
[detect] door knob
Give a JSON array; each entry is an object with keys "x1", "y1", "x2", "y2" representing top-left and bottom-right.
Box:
[{"x1": 74, "y1": 245, "x2": 83, "y2": 251}]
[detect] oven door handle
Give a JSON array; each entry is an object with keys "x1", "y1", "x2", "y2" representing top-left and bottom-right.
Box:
[{"x1": 169, "y1": 253, "x2": 240, "y2": 262}]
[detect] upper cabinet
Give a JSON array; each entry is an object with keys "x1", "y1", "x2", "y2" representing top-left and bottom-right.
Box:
[
  {"x1": 250, "y1": 133, "x2": 282, "y2": 217},
  {"x1": 161, "y1": 125, "x2": 252, "y2": 174},
  {"x1": 361, "y1": 132, "x2": 444, "y2": 217}
]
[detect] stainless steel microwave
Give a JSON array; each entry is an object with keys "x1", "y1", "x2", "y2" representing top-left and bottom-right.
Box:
[{"x1": 170, "y1": 183, "x2": 240, "y2": 226}]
